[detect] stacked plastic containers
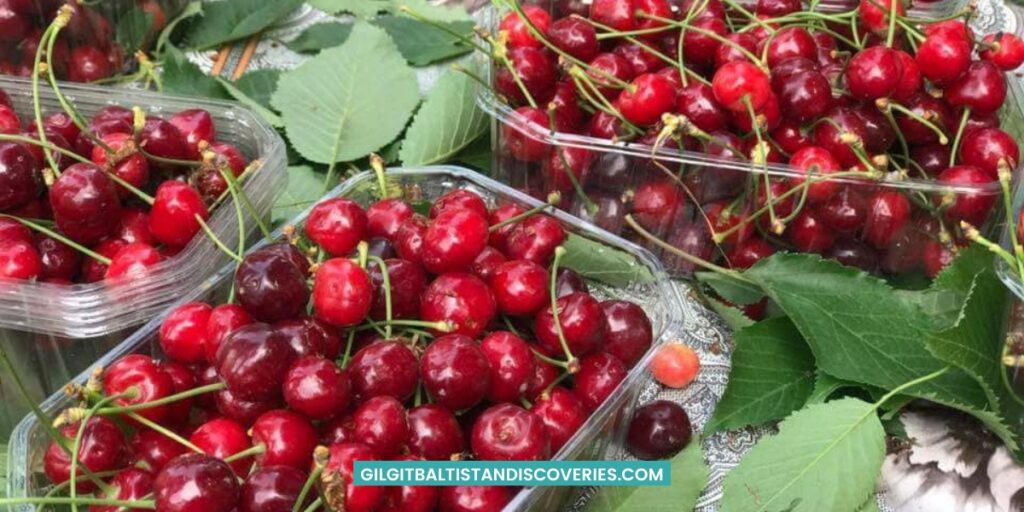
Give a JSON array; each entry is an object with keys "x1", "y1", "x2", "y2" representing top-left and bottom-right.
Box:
[
  {"x1": 478, "y1": 0, "x2": 1024, "y2": 279},
  {"x1": 0, "y1": 76, "x2": 287, "y2": 435},
  {"x1": 0, "y1": 0, "x2": 188, "y2": 81},
  {"x1": 7, "y1": 166, "x2": 684, "y2": 512}
]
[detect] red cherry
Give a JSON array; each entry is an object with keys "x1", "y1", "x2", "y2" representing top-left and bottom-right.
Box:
[
  {"x1": 160, "y1": 302, "x2": 212, "y2": 364},
  {"x1": 159, "y1": 361, "x2": 197, "y2": 425},
  {"x1": 105, "y1": 242, "x2": 163, "y2": 281},
  {"x1": 92, "y1": 468, "x2": 154, "y2": 512},
  {"x1": 765, "y1": 27, "x2": 817, "y2": 68},
  {"x1": 681, "y1": 17, "x2": 728, "y2": 67},
  {"x1": 168, "y1": 109, "x2": 215, "y2": 159},
  {"x1": 959, "y1": 127, "x2": 1019, "y2": 178},
  {"x1": 534, "y1": 292, "x2": 606, "y2": 358},
  {"x1": 981, "y1": 33, "x2": 1024, "y2": 70},
  {"x1": 469, "y1": 246, "x2": 507, "y2": 282},
  {"x1": 471, "y1": 403, "x2": 551, "y2": 461},
  {"x1": 349, "y1": 340, "x2": 419, "y2": 402},
  {"x1": 712, "y1": 61, "x2": 772, "y2": 113},
  {"x1": 131, "y1": 430, "x2": 187, "y2": 474},
  {"x1": 394, "y1": 213, "x2": 430, "y2": 263},
  {"x1": 727, "y1": 237, "x2": 776, "y2": 269},
  {"x1": 788, "y1": 146, "x2": 841, "y2": 203},
  {"x1": 367, "y1": 198, "x2": 414, "y2": 239},
  {"x1": 845, "y1": 46, "x2": 901, "y2": 100},
  {"x1": 381, "y1": 455, "x2": 440, "y2": 512},
  {"x1": 617, "y1": 73, "x2": 676, "y2": 126},
  {"x1": 786, "y1": 209, "x2": 835, "y2": 253},
  {"x1": 420, "y1": 272, "x2": 497, "y2": 338},
  {"x1": 504, "y1": 214, "x2": 566, "y2": 265},
  {"x1": 531, "y1": 386, "x2": 587, "y2": 453},
  {"x1": 858, "y1": 0, "x2": 904, "y2": 35},
  {"x1": 104, "y1": 354, "x2": 175, "y2": 423},
  {"x1": 313, "y1": 258, "x2": 373, "y2": 327},
  {"x1": 283, "y1": 356, "x2": 350, "y2": 420},
  {"x1": 0, "y1": 238, "x2": 40, "y2": 280},
  {"x1": 353, "y1": 395, "x2": 409, "y2": 458},
  {"x1": 677, "y1": 82, "x2": 730, "y2": 132},
  {"x1": 527, "y1": 357, "x2": 561, "y2": 400},
  {"x1": 916, "y1": 32, "x2": 971, "y2": 85},
  {"x1": 190, "y1": 418, "x2": 254, "y2": 476},
  {"x1": 812, "y1": 107, "x2": 870, "y2": 168},
  {"x1": 67, "y1": 46, "x2": 113, "y2": 82},
  {"x1": 892, "y1": 50, "x2": 921, "y2": 100},
  {"x1": 153, "y1": 454, "x2": 240, "y2": 512},
  {"x1": 573, "y1": 352, "x2": 627, "y2": 411},
  {"x1": 420, "y1": 334, "x2": 492, "y2": 411},
  {"x1": 496, "y1": 47, "x2": 557, "y2": 105},
  {"x1": 216, "y1": 389, "x2": 281, "y2": 428},
  {"x1": 922, "y1": 239, "x2": 955, "y2": 278},
  {"x1": 422, "y1": 208, "x2": 489, "y2": 274},
  {"x1": 215, "y1": 322, "x2": 296, "y2": 401},
  {"x1": 490, "y1": 260, "x2": 549, "y2": 316},
  {"x1": 716, "y1": 32, "x2": 758, "y2": 67},
  {"x1": 480, "y1": 331, "x2": 535, "y2": 402},
  {"x1": 499, "y1": 5, "x2": 551, "y2": 49},
  {"x1": 938, "y1": 165, "x2": 996, "y2": 225},
  {"x1": 439, "y1": 486, "x2": 512, "y2": 512},
  {"x1": 251, "y1": 409, "x2": 318, "y2": 470},
  {"x1": 407, "y1": 404, "x2": 465, "y2": 460},
  {"x1": 548, "y1": 16, "x2": 598, "y2": 61},
  {"x1": 305, "y1": 198, "x2": 367, "y2": 256},
  {"x1": 43, "y1": 417, "x2": 125, "y2": 492},
  {"x1": 591, "y1": 0, "x2": 638, "y2": 31},
  {"x1": 150, "y1": 180, "x2": 209, "y2": 249},
  {"x1": 894, "y1": 93, "x2": 952, "y2": 145},
  {"x1": 587, "y1": 52, "x2": 637, "y2": 101},
  {"x1": 323, "y1": 442, "x2": 385, "y2": 512},
  {"x1": 205, "y1": 304, "x2": 253, "y2": 364},
  {"x1": 49, "y1": 163, "x2": 120, "y2": 244},
  {"x1": 631, "y1": 179, "x2": 684, "y2": 234},
  {"x1": 240, "y1": 466, "x2": 311, "y2": 512},
  {"x1": 911, "y1": 143, "x2": 952, "y2": 177},
  {"x1": 601, "y1": 300, "x2": 653, "y2": 368},
  {"x1": 863, "y1": 190, "x2": 911, "y2": 249},
  {"x1": 946, "y1": 61, "x2": 1007, "y2": 115}
]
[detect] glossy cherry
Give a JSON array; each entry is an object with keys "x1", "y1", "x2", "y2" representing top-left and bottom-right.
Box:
[
  {"x1": 352, "y1": 395, "x2": 409, "y2": 458},
  {"x1": 422, "y1": 207, "x2": 489, "y2": 274},
  {"x1": 420, "y1": 272, "x2": 497, "y2": 338},
  {"x1": 981, "y1": 32, "x2": 1024, "y2": 70},
  {"x1": 600, "y1": 300, "x2": 653, "y2": 368},
  {"x1": 0, "y1": 141, "x2": 40, "y2": 212},
  {"x1": 349, "y1": 339, "x2": 419, "y2": 402},
  {"x1": 251, "y1": 409, "x2": 318, "y2": 470},
  {"x1": 573, "y1": 352, "x2": 628, "y2": 411},
  {"x1": 49, "y1": 163, "x2": 120, "y2": 244},
  {"x1": 103, "y1": 354, "x2": 176, "y2": 423},
  {"x1": 480, "y1": 331, "x2": 535, "y2": 403},
  {"x1": 235, "y1": 247, "x2": 309, "y2": 322},
  {"x1": 407, "y1": 404, "x2": 466, "y2": 461},
  {"x1": 239, "y1": 465, "x2": 310, "y2": 512},
  {"x1": 959, "y1": 127, "x2": 1019, "y2": 178},
  {"x1": 149, "y1": 180, "x2": 209, "y2": 249},
  {"x1": 367, "y1": 198, "x2": 414, "y2": 239},
  {"x1": 190, "y1": 417, "x2": 254, "y2": 476},
  {"x1": 863, "y1": 190, "x2": 911, "y2": 249},
  {"x1": 626, "y1": 400, "x2": 692, "y2": 460},
  {"x1": 92, "y1": 467, "x2": 154, "y2": 512},
  {"x1": 323, "y1": 442, "x2": 385, "y2": 512},
  {"x1": 471, "y1": 403, "x2": 551, "y2": 461},
  {"x1": 394, "y1": 213, "x2": 430, "y2": 263},
  {"x1": 548, "y1": 16, "x2": 598, "y2": 61},
  {"x1": 712, "y1": 61, "x2": 772, "y2": 113},
  {"x1": 420, "y1": 334, "x2": 492, "y2": 411},
  {"x1": 215, "y1": 322, "x2": 296, "y2": 401},
  {"x1": 937, "y1": 165, "x2": 997, "y2": 225},
  {"x1": 946, "y1": 61, "x2": 1007, "y2": 115},
  {"x1": 153, "y1": 454, "x2": 240, "y2": 512},
  {"x1": 504, "y1": 214, "x2": 566, "y2": 264},
  {"x1": 313, "y1": 257, "x2": 373, "y2": 327},
  {"x1": 534, "y1": 292, "x2": 607, "y2": 358},
  {"x1": 43, "y1": 416, "x2": 126, "y2": 491},
  {"x1": 305, "y1": 198, "x2": 367, "y2": 256},
  {"x1": 283, "y1": 356, "x2": 350, "y2": 420}
]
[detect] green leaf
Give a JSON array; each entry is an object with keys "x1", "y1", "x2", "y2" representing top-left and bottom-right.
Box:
[
  {"x1": 696, "y1": 271, "x2": 764, "y2": 305},
  {"x1": 395, "y1": 0, "x2": 472, "y2": 22},
  {"x1": 310, "y1": 0, "x2": 391, "y2": 16},
  {"x1": 705, "y1": 317, "x2": 815, "y2": 434},
  {"x1": 373, "y1": 16, "x2": 473, "y2": 66},
  {"x1": 272, "y1": 166, "x2": 337, "y2": 227},
  {"x1": 559, "y1": 233, "x2": 654, "y2": 287},
  {"x1": 744, "y1": 254, "x2": 993, "y2": 415},
  {"x1": 592, "y1": 441, "x2": 708, "y2": 512},
  {"x1": 156, "y1": 1, "x2": 202, "y2": 54},
  {"x1": 451, "y1": 133, "x2": 491, "y2": 174},
  {"x1": 234, "y1": 69, "x2": 282, "y2": 111},
  {"x1": 215, "y1": 77, "x2": 283, "y2": 128},
  {"x1": 185, "y1": 0, "x2": 303, "y2": 49},
  {"x1": 858, "y1": 497, "x2": 882, "y2": 512},
  {"x1": 705, "y1": 296, "x2": 755, "y2": 331},
  {"x1": 720, "y1": 398, "x2": 886, "y2": 512},
  {"x1": 806, "y1": 372, "x2": 862, "y2": 405},
  {"x1": 115, "y1": 7, "x2": 153, "y2": 53},
  {"x1": 399, "y1": 69, "x2": 487, "y2": 165},
  {"x1": 271, "y1": 22, "x2": 420, "y2": 165},
  {"x1": 286, "y1": 22, "x2": 354, "y2": 53},
  {"x1": 160, "y1": 45, "x2": 229, "y2": 100}
]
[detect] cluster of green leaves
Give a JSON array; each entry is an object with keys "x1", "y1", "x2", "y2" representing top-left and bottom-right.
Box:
[
  {"x1": 695, "y1": 244, "x2": 1022, "y2": 512},
  {"x1": 156, "y1": 0, "x2": 489, "y2": 227}
]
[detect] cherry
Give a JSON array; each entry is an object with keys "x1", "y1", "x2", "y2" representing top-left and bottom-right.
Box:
[
  {"x1": 788, "y1": 146, "x2": 840, "y2": 203},
  {"x1": 534, "y1": 292, "x2": 606, "y2": 358},
  {"x1": 0, "y1": 0, "x2": 28, "y2": 43},
  {"x1": 592, "y1": 0, "x2": 638, "y2": 31},
  {"x1": 0, "y1": 216, "x2": 29, "y2": 243},
  {"x1": 531, "y1": 387, "x2": 587, "y2": 453},
  {"x1": 313, "y1": 257, "x2": 373, "y2": 327},
  {"x1": 626, "y1": 400, "x2": 692, "y2": 459},
  {"x1": 765, "y1": 27, "x2": 817, "y2": 68},
  {"x1": 275, "y1": 317, "x2": 342, "y2": 359},
  {"x1": 67, "y1": 46, "x2": 112, "y2": 82},
  {"x1": 105, "y1": 242, "x2": 163, "y2": 281},
  {"x1": 394, "y1": 213, "x2": 430, "y2": 263},
  {"x1": 160, "y1": 302, "x2": 213, "y2": 364},
  {"x1": 496, "y1": 47, "x2": 557, "y2": 105},
  {"x1": 674, "y1": 17, "x2": 723, "y2": 68},
  {"x1": 631, "y1": 179, "x2": 684, "y2": 234},
  {"x1": 651, "y1": 343, "x2": 701, "y2": 388},
  {"x1": 858, "y1": 0, "x2": 904, "y2": 35},
  {"x1": 305, "y1": 198, "x2": 367, "y2": 256},
  {"x1": 981, "y1": 33, "x2": 1024, "y2": 70},
  {"x1": 251, "y1": 409, "x2": 318, "y2": 470},
  {"x1": 845, "y1": 46, "x2": 901, "y2": 100},
  {"x1": 438, "y1": 486, "x2": 512, "y2": 512},
  {"x1": 43, "y1": 416, "x2": 125, "y2": 492},
  {"x1": 159, "y1": 361, "x2": 197, "y2": 425},
  {"x1": 548, "y1": 16, "x2": 598, "y2": 61},
  {"x1": 49, "y1": 163, "x2": 120, "y2": 244},
  {"x1": 616, "y1": 73, "x2": 676, "y2": 126},
  {"x1": 190, "y1": 417, "x2": 254, "y2": 476},
  {"x1": 542, "y1": 145, "x2": 591, "y2": 194},
  {"x1": 92, "y1": 467, "x2": 154, "y2": 512},
  {"x1": 757, "y1": 0, "x2": 800, "y2": 15},
  {"x1": 600, "y1": 300, "x2": 653, "y2": 368},
  {"x1": 471, "y1": 403, "x2": 550, "y2": 461},
  {"x1": 323, "y1": 442, "x2": 385, "y2": 512},
  {"x1": 490, "y1": 260, "x2": 549, "y2": 316},
  {"x1": 131, "y1": 429, "x2": 188, "y2": 473},
  {"x1": 635, "y1": 0, "x2": 672, "y2": 34},
  {"x1": 732, "y1": 93, "x2": 781, "y2": 133},
  {"x1": 712, "y1": 61, "x2": 772, "y2": 113},
  {"x1": 863, "y1": 190, "x2": 911, "y2": 249},
  {"x1": 104, "y1": 354, "x2": 176, "y2": 423},
  {"x1": 0, "y1": 238, "x2": 40, "y2": 280},
  {"x1": 205, "y1": 304, "x2": 253, "y2": 363},
  {"x1": 812, "y1": 107, "x2": 870, "y2": 168},
  {"x1": 0, "y1": 141, "x2": 40, "y2": 212},
  {"x1": 141, "y1": 117, "x2": 191, "y2": 164},
  {"x1": 587, "y1": 52, "x2": 637, "y2": 101},
  {"x1": 894, "y1": 93, "x2": 952, "y2": 145},
  {"x1": 776, "y1": 70, "x2": 833, "y2": 123},
  {"x1": 367, "y1": 198, "x2": 414, "y2": 239},
  {"x1": 676, "y1": 82, "x2": 730, "y2": 133},
  {"x1": 499, "y1": 5, "x2": 551, "y2": 49},
  {"x1": 117, "y1": 208, "x2": 155, "y2": 245},
  {"x1": 959, "y1": 127, "x2": 1019, "y2": 178},
  {"x1": 381, "y1": 455, "x2": 440, "y2": 512},
  {"x1": 828, "y1": 238, "x2": 879, "y2": 272},
  {"x1": 154, "y1": 454, "x2": 240, "y2": 512},
  {"x1": 469, "y1": 246, "x2": 507, "y2": 282},
  {"x1": 937, "y1": 165, "x2": 996, "y2": 225},
  {"x1": 527, "y1": 357, "x2": 561, "y2": 400},
  {"x1": 479, "y1": 331, "x2": 535, "y2": 403},
  {"x1": 922, "y1": 239, "x2": 955, "y2": 278},
  {"x1": 80, "y1": 239, "x2": 125, "y2": 282},
  {"x1": 573, "y1": 352, "x2": 627, "y2": 411},
  {"x1": 420, "y1": 334, "x2": 492, "y2": 411},
  {"x1": 502, "y1": 107, "x2": 549, "y2": 162},
  {"x1": 715, "y1": 32, "x2": 758, "y2": 68},
  {"x1": 169, "y1": 109, "x2": 216, "y2": 159},
  {"x1": 0, "y1": 105, "x2": 19, "y2": 135},
  {"x1": 407, "y1": 404, "x2": 465, "y2": 461},
  {"x1": 216, "y1": 322, "x2": 296, "y2": 401},
  {"x1": 150, "y1": 180, "x2": 209, "y2": 249},
  {"x1": 586, "y1": 110, "x2": 626, "y2": 138},
  {"x1": 916, "y1": 31, "x2": 971, "y2": 85},
  {"x1": 216, "y1": 388, "x2": 281, "y2": 427},
  {"x1": 240, "y1": 466, "x2": 310, "y2": 512},
  {"x1": 421, "y1": 207, "x2": 488, "y2": 274},
  {"x1": 352, "y1": 395, "x2": 409, "y2": 458},
  {"x1": 320, "y1": 414, "x2": 355, "y2": 445},
  {"x1": 349, "y1": 340, "x2": 419, "y2": 402},
  {"x1": 911, "y1": 143, "x2": 953, "y2": 177},
  {"x1": 946, "y1": 61, "x2": 1007, "y2": 115},
  {"x1": 547, "y1": 80, "x2": 586, "y2": 131},
  {"x1": 90, "y1": 132, "x2": 149, "y2": 197},
  {"x1": 420, "y1": 272, "x2": 496, "y2": 338},
  {"x1": 892, "y1": 50, "x2": 921, "y2": 100},
  {"x1": 614, "y1": 43, "x2": 663, "y2": 78},
  {"x1": 727, "y1": 237, "x2": 776, "y2": 269},
  {"x1": 786, "y1": 209, "x2": 836, "y2": 253},
  {"x1": 235, "y1": 247, "x2": 309, "y2": 323},
  {"x1": 552, "y1": 268, "x2": 588, "y2": 299},
  {"x1": 282, "y1": 356, "x2": 350, "y2": 420},
  {"x1": 504, "y1": 214, "x2": 566, "y2": 264}
]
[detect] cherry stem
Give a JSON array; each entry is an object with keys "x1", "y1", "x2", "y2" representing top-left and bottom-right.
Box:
[
  {"x1": 70, "y1": 394, "x2": 122, "y2": 512},
  {"x1": 502, "y1": 314, "x2": 522, "y2": 337},
  {"x1": 878, "y1": 102, "x2": 911, "y2": 166},
  {"x1": 489, "y1": 192, "x2": 562, "y2": 232},
  {"x1": 962, "y1": 220, "x2": 1015, "y2": 267},
  {"x1": 530, "y1": 348, "x2": 570, "y2": 369},
  {"x1": 218, "y1": 167, "x2": 248, "y2": 275},
  {"x1": 216, "y1": 160, "x2": 273, "y2": 241},
  {"x1": 639, "y1": 12, "x2": 768, "y2": 71},
  {"x1": 197, "y1": 215, "x2": 244, "y2": 263},
  {"x1": 885, "y1": 0, "x2": 900, "y2": 47},
  {"x1": 368, "y1": 256, "x2": 393, "y2": 338},
  {"x1": 547, "y1": 246, "x2": 578, "y2": 371},
  {"x1": 743, "y1": 96, "x2": 780, "y2": 233},
  {"x1": 948, "y1": 107, "x2": 971, "y2": 167},
  {"x1": 341, "y1": 329, "x2": 356, "y2": 368},
  {"x1": 625, "y1": 213, "x2": 750, "y2": 280},
  {"x1": 31, "y1": 21, "x2": 62, "y2": 175},
  {"x1": 586, "y1": 17, "x2": 711, "y2": 85},
  {"x1": 541, "y1": 368, "x2": 573, "y2": 397},
  {"x1": 125, "y1": 410, "x2": 203, "y2": 453},
  {"x1": 498, "y1": 51, "x2": 539, "y2": 109},
  {"x1": 997, "y1": 164, "x2": 1024, "y2": 281},
  {"x1": 292, "y1": 449, "x2": 325, "y2": 512},
  {"x1": 97, "y1": 382, "x2": 226, "y2": 415},
  {"x1": 46, "y1": 30, "x2": 113, "y2": 158},
  {"x1": 41, "y1": 470, "x2": 120, "y2": 502},
  {"x1": 0, "y1": 133, "x2": 91, "y2": 165},
  {"x1": 0, "y1": 498, "x2": 154, "y2": 508},
  {"x1": 895, "y1": 18, "x2": 926, "y2": 42},
  {"x1": 137, "y1": 148, "x2": 204, "y2": 168},
  {"x1": 369, "y1": 153, "x2": 390, "y2": 199},
  {"x1": 302, "y1": 497, "x2": 323, "y2": 512},
  {"x1": 2, "y1": 214, "x2": 112, "y2": 264},
  {"x1": 224, "y1": 444, "x2": 265, "y2": 463}
]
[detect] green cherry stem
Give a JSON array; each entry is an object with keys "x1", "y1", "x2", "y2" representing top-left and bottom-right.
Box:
[
  {"x1": 2, "y1": 214, "x2": 112, "y2": 264},
  {"x1": 217, "y1": 159, "x2": 273, "y2": 241},
  {"x1": 302, "y1": 497, "x2": 323, "y2": 512},
  {"x1": 293, "y1": 447, "x2": 327, "y2": 512},
  {"x1": 341, "y1": 330, "x2": 357, "y2": 368},
  {"x1": 197, "y1": 215, "x2": 244, "y2": 263},
  {"x1": 530, "y1": 348, "x2": 570, "y2": 369},
  {"x1": 885, "y1": 0, "x2": 900, "y2": 47},
  {"x1": 0, "y1": 133, "x2": 92, "y2": 165},
  {"x1": 126, "y1": 410, "x2": 203, "y2": 453},
  {"x1": 137, "y1": 148, "x2": 205, "y2": 168},
  {"x1": 625, "y1": 213, "x2": 750, "y2": 279},
  {"x1": 948, "y1": 107, "x2": 971, "y2": 167},
  {"x1": 547, "y1": 246, "x2": 579, "y2": 372},
  {"x1": 368, "y1": 255, "x2": 393, "y2": 338},
  {"x1": 489, "y1": 192, "x2": 562, "y2": 232},
  {"x1": 224, "y1": 444, "x2": 265, "y2": 463},
  {"x1": 70, "y1": 394, "x2": 122, "y2": 512},
  {"x1": 31, "y1": 21, "x2": 61, "y2": 174},
  {"x1": 96, "y1": 382, "x2": 226, "y2": 415}
]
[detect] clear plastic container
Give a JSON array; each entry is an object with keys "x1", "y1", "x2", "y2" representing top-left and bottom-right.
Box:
[
  {"x1": 478, "y1": 2, "x2": 1024, "y2": 279},
  {"x1": 0, "y1": 0, "x2": 189, "y2": 81},
  {"x1": 7, "y1": 165, "x2": 685, "y2": 512},
  {"x1": 0, "y1": 75, "x2": 287, "y2": 435}
]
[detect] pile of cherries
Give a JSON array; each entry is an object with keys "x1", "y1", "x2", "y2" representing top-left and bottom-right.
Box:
[
  {"x1": 0, "y1": 0, "x2": 169, "y2": 82},
  {"x1": 35, "y1": 187, "x2": 691, "y2": 512},
  {"x1": 0, "y1": 86, "x2": 251, "y2": 284},
  {"x1": 495, "y1": 0, "x2": 1024, "y2": 286}
]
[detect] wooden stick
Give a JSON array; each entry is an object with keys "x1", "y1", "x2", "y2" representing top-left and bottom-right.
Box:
[
  {"x1": 210, "y1": 46, "x2": 231, "y2": 76},
  {"x1": 231, "y1": 35, "x2": 261, "y2": 81}
]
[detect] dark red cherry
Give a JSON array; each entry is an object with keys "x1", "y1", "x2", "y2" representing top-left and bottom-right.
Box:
[
  {"x1": 0, "y1": 141, "x2": 40, "y2": 212},
  {"x1": 381, "y1": 455, "x2": 440, "y2": 512},
  {"x1": 863, "y1": 190, "x2": 911, "y2": 249},
  {"x1": 367, "y1": 198, "x2": 414, "y2": 239},
  {"x1": 394, "y1": 213, "x2": 429, "y2": 263},
  {"x1": 938, "y1": 165, "x2": 996, "y2": 225},
  {"x1": 527, "y1": 358, "x2": 561, "y2": 400},
  {"x1": 531, "y1": 386, "x2": 587, "y2": 453},
  {"x1": 592, "y1": 0, "x2": 639, "y2": 31},
  {"x1": 349, "y1": 340, "x2": 419, "y2": 402},
  {"x1": 205, "y1": 304, "x2": 253, "y2": 364},
  {"x1": 548, "y1": 16, "x2": 598, "y2": 61},
  {"x1": 534, "y1": 292, "x2": 606, "y2": 358},
  {"x1": 34, "y1": 234, "x2": 79, "y2": 281},
  {"x1": 845, "y1": 46, "x2": 901, "y2": 100},
  {"x1": 959, "y1": 127, "x2": 1019, "y2": 178},
  {"x1": 132, "y1": 430, "x2": 188, "y2": 474},
  {"x1": 251, "y1": 409, "x2": 318, "y2": 470},
  {"x1": 141, "y1": 117, "x2": 191, "y2": 163},
  {"x1": 235, "y1": 248, "x2": 309, "y2": 322},
  {"x1": 480, "y1": 331, "x2": 535, "y2": 403},
  {"x1": 420, "y1": 334, "x2": 492, "y2": 411},
  {"x1": 573, "y1": 352, "x2": 627, "y2": 411},
  {"x1": 239, "y1": 465, "x2": 310, "y2": 512},
  {"x1": 893, "y1": 93, "x2": 952, "y2": 145},
  {"x1": 471, "y1": 403, "x2": 550, "y2": 461},
  {"x1": 501, "y1": 107, "x2": 549, "y2": 162},
  {"x1": 439, "y1": 486, "x2": 512, "y2": 512},
  {"x1": 275, "y1": 317, "x2": 341, "y2": 359},
  {"x1": 43, "y1": 417, "x2": 125, "y2": 492},
  {"x1": 407, "y1": 404, "x2": 465, "y2": 461},
  {"x1": 892, "y1": 50, "x2": 921, "y2": 100},
  {"x1": 910, "y1": 143, "x2": 951, "y2": 178},
  {"x1": 352, "y1": 396, "x2": 409, "y2": 458},
  {"x1": 626, "y1": 400, "x2": 692, "y2": 459},
  {"x1": 305, "y1": 198, "x2": 367, "y2": 256},
  {"x1": 828, "y1": 238, "x2": 878, "y2": 271},
  {"x1": 601, "y1": 300, "x2": 652, "y2": 368},
  {"x1": 190, "y1": 418, "x2": 254, "y2": 476},
  {"x1": 154, "y1": 454, "x2": 240, "y2": 512},
  {"x1": 776, "y1": 70, "x2": 833, "y2": 122},
  {"x1": 168, "y1": 109, "x2": 216, "y2": 159},
  {"x1": 813, "y1": 107, "x2": 870, "y2": 168},
  {"x1": 727, "y1": 237, "x2": 776, "y2": 269},
  {"x1": 0, "y1": 238, "x2": 40, "y2": 280},
  {"x1": 216, "y1": 322, "x2": 296, "y2": 401},
  {"x1": 49, "y1": 163, "x2": 120, "y2": 244},
  {"x1": 858, "y1": 0, "x2": 904, "y2": 35},
  {"x1": 765, "y1": 27, "x2": 817, "y2": 68},
  {"x1": 757, "y1": 0, "x2": 800, "y2": 15},
  {"x1": 677, "y1": 82, "x2": 730, "y2": 133},
  {"x1": 821, "y1": 187, "x2": 868, "y2": 233},
  {"x1": 786, "y1": 209, "x2": 835, "y2": 253},
  {"x1": 368, "y1": 258, "x2": 428, "y2": 320},
  {"x1": 420, "y1": 272, "x2": 497, "y2": 338},
  {"x1": 67, "y1": 46, "x2": 112, "y2": 82},
  {"x1": 150, "y1": 180, "x2": 209, "y2": 249},
  {"x1": 216, "y1": 389, "x2": 281, "y2": 427},
  {"x1": 681, "y1": 16, "x2": 727, "y2": 67},
  {"x1": 469, "y1": 246, "x2": 507, "y2": 282},
  {"x1": 631, "y1": 179, "x2": 683, "y2": 234},
  {"x1": 587, "y1": 52, "x2": 636, "y2": 101},
  {"x1": 946, "y1": 61, "x2": 1006, "y2": 115},
  {"x1": 283, "y1": 356, "x2": 350, "y2": 420},
  {"x1": 495, "y1": 47, "x2": 557, "y2": 105}
]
